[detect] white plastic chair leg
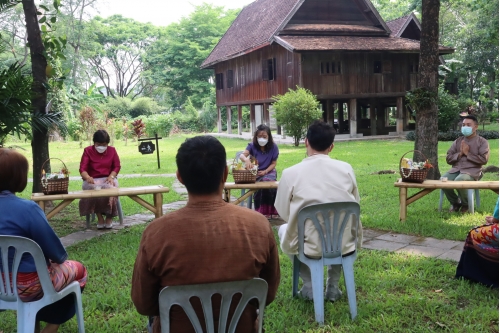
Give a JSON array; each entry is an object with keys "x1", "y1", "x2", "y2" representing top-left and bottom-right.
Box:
[
  {"x1": 342, "y1": 255, "x2": 358, "y2": 320},
  {"x1": 309, "y1": 263, "x2": 325, "y2": 324},
  {"x1": 117, "y1": 197, "x2": 124, "y2": 225},
  {"x1": 438, "y1": 190, "x2": 444, "y2": 212}
]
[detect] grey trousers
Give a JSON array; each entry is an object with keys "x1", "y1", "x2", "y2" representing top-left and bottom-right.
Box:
[{"x1": 441, "y1": 172, "x2": 474, "y2": 205}]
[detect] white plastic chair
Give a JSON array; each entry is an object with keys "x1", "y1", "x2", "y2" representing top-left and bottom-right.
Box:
[
  {"x1": 0, "y1": 235, "x2": 85, "y2": 332},
  {"x1": 438, "y1": 189, "x2": 480, "y2": 213},
  {"x1": 292, "y1": 202, "x2": 360, "y2": 324},
  {"x1": 159, "y1": 278, "x2": 268, "y2": 333}
]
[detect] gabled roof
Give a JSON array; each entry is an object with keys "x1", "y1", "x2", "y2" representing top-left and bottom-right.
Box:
[
  {"x1": 274, "y1": 35, "x2": 454, "y2": 54},
  {"x1": 201, "y1": 0, "x2": 392, "y2": 69},
  {"x1": 386, "y1": 13, "x2": 421, "y2": 39}
]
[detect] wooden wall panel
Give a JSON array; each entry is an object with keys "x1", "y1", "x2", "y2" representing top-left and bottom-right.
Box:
[
  {"x1": 214, "y1": 45, "x2": 300, "y2": 106},
  {"x1": 214, "y1": 48, "x2": 420, "y2": 106},
  {"x1": 302, "y1": 52, "x2": 420, "y2": 98}
]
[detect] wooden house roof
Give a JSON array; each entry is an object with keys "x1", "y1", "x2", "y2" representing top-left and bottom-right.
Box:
[
  {"x1": 201, "y1": 0, "x2": 453, "y2": 69},
  {"x1": 386, "y1": 13, "x2": 421, "y2": 39},
  {"x1": 274, "y1": 35, "x2": 454, "y2": 53}
]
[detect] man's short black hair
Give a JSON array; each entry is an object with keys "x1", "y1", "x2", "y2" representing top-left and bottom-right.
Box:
[
  {"x1": 306, "y1": 120, "x2": 336, "y2": 151},
  {"x1": 463, "y1": 115, "x2": 478, "y2": 124},
  {"x1": 93, "y1": 130, "x2": 110, "y2": 144},
  {"x1": 176, "y1": 136, "x2": 227, "y2": 195}
]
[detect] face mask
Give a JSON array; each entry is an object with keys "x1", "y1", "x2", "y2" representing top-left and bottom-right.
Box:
[
  {"x1": 461, "y1": 126, "x2": 473, "y2": 137},
  {"x1": 257, "y1": 138, "x2": 268, "y2": 146},
  {"x1": 95, "y1": 145, "x2": 107, "y2": 153}
]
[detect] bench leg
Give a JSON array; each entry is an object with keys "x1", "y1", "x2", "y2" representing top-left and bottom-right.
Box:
[
  {"x1": 154, "y1": 193, "x2": 163, "y2": 218},
  {"x1": 399, "y1": 188, "x2": 407, "y2": 221}
]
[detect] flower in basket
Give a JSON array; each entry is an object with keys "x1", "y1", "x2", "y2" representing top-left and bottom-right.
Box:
[
  {"x1": 231, "y1": 155, "x2": 258, "y2": 175},
  {"x1": 61, "y1": 167, "x2": 70, "y2": 178}
]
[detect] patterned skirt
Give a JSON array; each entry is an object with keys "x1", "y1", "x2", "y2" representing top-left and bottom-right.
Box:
[
  {"x1": 253, "y1": 169, "x2": 279, "y2": 217},
  {"x1": 456, "y1": 222, "x2": 499, "y2": 287},
  {"x1": 16, "y1": 260, "x2": 88, "y2": 324},
  {"x1": 79, "y1": 177, "x2": 118, "y2": 217}
]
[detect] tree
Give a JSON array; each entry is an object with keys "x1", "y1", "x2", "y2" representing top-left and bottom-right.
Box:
[
  {"x1": 82, "y1": 15, "x2": 158, "y2": 99},
  {"x1": 143, "y1": 4, "x2": 238, "y2": 109},
  {"x1": 414, "y1": 0, "x2": 441, "y2": 180},
  {"x1": 272, "y1": 87, "x2": 322, "y2": 146},
  {"x1": 0, "y1": 0, "x2": 67, "y2": 192}
]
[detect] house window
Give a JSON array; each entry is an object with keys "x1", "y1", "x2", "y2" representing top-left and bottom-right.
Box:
[
  {"x1": 409, "y1": 62, "x2": 419, "y2": 73},
  {"x1": 374, "y1": 61, "x2": 382, "y2": 73},
  {"x1": 227, "y1": 70, "x2": 234, "y2": 88},
  {"x1": 320, "y1": 61, "x2": 341, "y2": 75},
  {"x1": 240, "y1": 66, "x2": 245, "y2": 86},
  {"x1": 382, "y1": 60, "x2": 392, "y2": 73},
  {"x1": 215, "y1": 73, "x2": 224, "y2": 90},
  {"x1": 262, "y1": 58, "x2": 276, "y2": 81}
]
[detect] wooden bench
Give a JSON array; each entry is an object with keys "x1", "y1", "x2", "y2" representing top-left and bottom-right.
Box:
[
  {"x1": 31, "y1": 185, "x2": 170, "y2": 227},
  {"x1": 223, "y1": 182, "x2": 279, "y2": 207},
  {"x1": 394, "y1": 179, "x2": 499, "y2": 221}
]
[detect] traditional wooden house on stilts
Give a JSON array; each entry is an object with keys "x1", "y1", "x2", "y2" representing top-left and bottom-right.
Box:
[{"x1": 201, "y1": 0, "x2": 454, "y2": 138}]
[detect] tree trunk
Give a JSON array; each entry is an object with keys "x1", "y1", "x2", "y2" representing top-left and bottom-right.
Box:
[
  {"x1": 22, "y1": 0, "x2": 50, "y2": 193},
  {"x1": 414, "y1": 0, "x2": 441, "y2": 180}
]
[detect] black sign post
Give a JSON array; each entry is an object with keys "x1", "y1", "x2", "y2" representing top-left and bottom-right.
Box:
[{"x1": 138, "y1": 133, "x2": 162, "y2": 169}]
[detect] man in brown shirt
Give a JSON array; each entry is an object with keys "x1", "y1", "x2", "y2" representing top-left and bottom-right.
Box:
[
  {"x1": 131, "y1": 136, "x2": 280, "y2": 333},
  {"x1": 443, "y1": 115, "x2": 490, "y2": 213}
]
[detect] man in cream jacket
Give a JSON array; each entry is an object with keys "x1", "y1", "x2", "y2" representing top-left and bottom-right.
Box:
[{"x1": 275, "y1": 120, "x2": 362, "y2": 302}]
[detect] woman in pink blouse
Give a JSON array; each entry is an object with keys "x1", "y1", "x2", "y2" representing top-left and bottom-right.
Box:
[{"x1": 79, "y1": 130, "x2": 121, "y2": 229}]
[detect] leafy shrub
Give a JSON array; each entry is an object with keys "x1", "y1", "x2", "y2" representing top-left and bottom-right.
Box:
[
  {"x1": 143, "y1": 114, "x2": 174, "y2": 137},
  {"x1": 406, "y1": 130, "x2": 498, "y2": 141},
  {"x1": 103, "y1": 97, "x2": 132, "y2": 118},
  {"x1": 437, "y1": 85, "x2": 459, "y2": 132},
  {"x1": 130, "y1": 97, "x2": 160, "y2": 118},
  {"x1": 66, "y1": 118, "x2": 82, "y2": 141},
  {"x1": 273, "y1": 86, "x2": 322, "y2": 146}
]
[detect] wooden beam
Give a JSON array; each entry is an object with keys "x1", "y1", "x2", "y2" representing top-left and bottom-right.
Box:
[
  {"x1": 370, "y1": 104, "x2": 376, "y2": 136},
  {"x1": 217, "y1": 107, "x2": 222, "y2": 133},
  {"x1": 349, "y1": 98, "x2": 357, "y2": 137},
  {"x1": 250, "y1": 104, "x2": 256, "y2": 134},
  {"x1": 226, "y1": 106, "x2": 232, "y2": 134},
  {"x1": 237, "y1": 105, "x2": 242, "y2": 135},
  {"x1": 396, "y1": 97, "x2": 403, "y2": 134}
]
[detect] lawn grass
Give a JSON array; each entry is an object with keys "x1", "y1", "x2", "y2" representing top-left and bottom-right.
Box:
[
  {"x1": 1, "y1": 134, "x2": 498, "y2": 332},
  {"x1": 0, "y1": 225, "x2": 497, "y2": 332},
  {"x1": 10, "y1": 134, "x2": 498, "y2": 241}
]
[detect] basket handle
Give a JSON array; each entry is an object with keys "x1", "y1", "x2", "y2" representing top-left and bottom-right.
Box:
[
  {"x1": 399, "y1": 150, "x2": 428, "y2": 168},
  {"x1": 399, "y1": 150, "x2": 428, "y2": 179},
  {"x1": 40, "y1": 158, "x2": 68, "y2": 178}
]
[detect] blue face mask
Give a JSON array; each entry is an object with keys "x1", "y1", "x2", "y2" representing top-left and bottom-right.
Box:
[{"x1": 461, "y1": 126, "x2": 473, "y2": 137}]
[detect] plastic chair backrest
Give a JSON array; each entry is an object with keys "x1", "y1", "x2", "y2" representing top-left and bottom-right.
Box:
[
  {"x1": 159, "y1": 278, "x2": 268, "y2": 333},
  {"x1": 297, "y1": 202, "x2": 360, "y2": 262},
  {"x1": 0, "y1": 235, "x2": 58, "y2": 303}
]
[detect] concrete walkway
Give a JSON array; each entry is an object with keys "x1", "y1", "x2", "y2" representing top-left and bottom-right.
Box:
[
  {"x1": 208, "y1": 131, "x2": 407, "y2": 145},
  {"x1": 59, "y1": 178, "x2": 464, "y2": 262}
]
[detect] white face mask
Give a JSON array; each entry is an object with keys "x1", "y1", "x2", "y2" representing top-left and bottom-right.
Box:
[
  {"x1": 257, "y1": 138, "x2": 268, "y2": 147},
  {"x1": 95, "y1": 145, "x2": 107, "y2": 153}
]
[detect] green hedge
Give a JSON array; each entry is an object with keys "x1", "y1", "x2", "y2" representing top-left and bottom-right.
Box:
[{"x1": 406, "y1": 130, "x2": 499, "y2": 141}]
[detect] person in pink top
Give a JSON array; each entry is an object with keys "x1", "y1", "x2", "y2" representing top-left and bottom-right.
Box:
[{"x1": 79, "y1": 130, "x2": 121, "y2": 229}]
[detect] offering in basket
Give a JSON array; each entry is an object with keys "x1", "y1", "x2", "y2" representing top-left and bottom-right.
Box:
[
  {"x1": 40, "y1": 159, "x2": 70, "y2": 195},
  {"x1": 399, "y1": 150, "x2": 433, "y2": 183},
  {"x1": 231, "y1": 155, "x2": 258, "y2": 184}
]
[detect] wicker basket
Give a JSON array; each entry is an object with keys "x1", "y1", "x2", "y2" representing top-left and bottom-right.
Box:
[
  {"x1": 40, "y1": 158, "x2": 69, "y2": 195},
  {"x1": 399, "y1": 150, "x2": 429, "y2": 184},
  {"x1": 232, "y1": 155, "x2": 257, "y2": 184},
  {"x1": 233, "y1": 169, "x2": 257, "y2": 184}
]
